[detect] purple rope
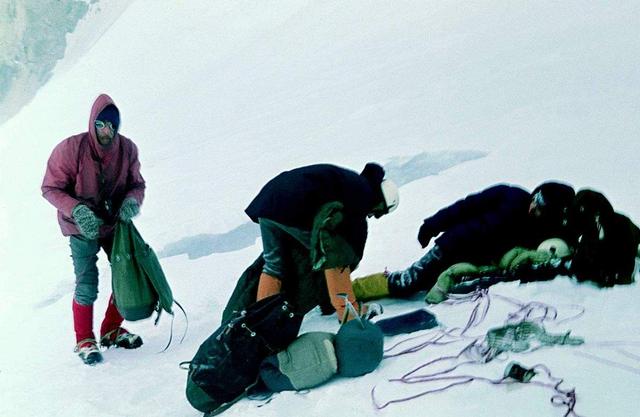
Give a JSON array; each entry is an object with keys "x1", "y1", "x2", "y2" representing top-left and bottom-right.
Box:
[
  {"x1": 460, "y1": 291, "x2": 491, "y2": 335},
  {"x1": 394, "y1": 342, "x2": 474, "y2": 379},
  {"x1": 372, "y1": 361, "x2": 582, "y2": 417},
  {"x1": 492, "y1": 293, "x2": 585, "y2": 325},
  {"x1": 615, "y1": 349, "x2": 640, "y2": 362},
  {"x1": 554, "y1": 305, "x2": 585, "y2": 325},
  {"x1": 572, "y1": 350, "x2": 640, "y2": 376},
  {"x1": 371, "y1": 289, "x2": 594, "y2": 416},
  {"x1": 396, "y1": 360, "x2": 480, "y2": 383},
  {"x1": 529, "y1": 364, "x2": 583, "y2": 417},
  {"x1": 440, "y1": 288, "x2": 492, "y2": 336},
  {"x1": 398, "y1": 343, "x2": 477, "y2": 381},
  {"x1": 588, "y1": 340, "x2": 640, "y2": 347},
  {"x1": 382, "y1": 290, "x2": 491, "y2": 360},
  {"x1": 501, "y1": 298, "x2": 558, "y2": 325},
  {"x1": 444, "y1": 288, "x2": 488, "y2": 305},
  {"x1": 383, "y1": 330, "x2": 439, "y2": 351},
  {"x1": 383, "y1": 329, "x2": 461, "y2": 358},
  {"x1": 372, "y1": 373, "x2": 512, "y2": 410},
  {"x1": 371, "y1": 377, "x2": 476, "y2": 409}
]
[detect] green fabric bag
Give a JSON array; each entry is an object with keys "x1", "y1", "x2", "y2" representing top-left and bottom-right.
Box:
[
  {"x1": 111, "y1": 221, "x2": 174, "y2": 321},
  {"x1": 310, "y1": 201, "x2": 359, "y2": 272}
]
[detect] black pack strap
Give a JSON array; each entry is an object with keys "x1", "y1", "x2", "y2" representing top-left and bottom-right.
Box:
[
  {"x1": 154, "y1": 306, "x2": 163, "y2": 326},
  {"x1": 203, "y1": 379, "x2": 260, "y2": 417},
  {"x1": 158, "y1": 312, "x2": 175, "y2": 353},
  {"x1": 254, "y1": 392, "x2": 276, "y2": 408},
  {"x1": 175, "y1": 300, "x2": 189, "y2": 343},
  {"x1": 157, "y1": 299, "x2": 188, "y2": 352}
]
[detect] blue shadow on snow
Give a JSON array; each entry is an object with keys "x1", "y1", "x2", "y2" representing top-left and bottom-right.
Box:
[{"x1": 157, "y1": 150, "x2": 487, "y2": 259}]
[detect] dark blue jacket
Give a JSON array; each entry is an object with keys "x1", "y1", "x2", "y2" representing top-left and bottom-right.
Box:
[
  {"x1": 245, "y1": 164, "x2": 379, "y2": 260},
  {"x1": 425, "y1": 184, "x2": 535, "y2": 264}
]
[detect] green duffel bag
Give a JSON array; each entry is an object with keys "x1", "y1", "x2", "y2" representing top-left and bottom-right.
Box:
[{"x1": 111, "y1": 220, "x2": 174, "y2": 321}]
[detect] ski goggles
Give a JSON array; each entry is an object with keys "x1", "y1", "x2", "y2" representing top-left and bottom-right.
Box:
[
  {"x1": 531, "y1": 191, "x2": 546, "y2": 208},
  {"x1": 95, "y1": 120, "x2": 114, "y2": 130}
]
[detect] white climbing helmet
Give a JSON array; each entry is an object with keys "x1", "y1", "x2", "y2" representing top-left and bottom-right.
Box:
[
  {"x1": 537, "y1": 238, "x2": 571, "y2": 258},
  {"x1": 381, "y1": 179, "x2": 399, "y2": 214}
]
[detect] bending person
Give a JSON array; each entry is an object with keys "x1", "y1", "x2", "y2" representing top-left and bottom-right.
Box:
[{"x1": 224, "y1": 163, "x2": 398, "y2": 322}]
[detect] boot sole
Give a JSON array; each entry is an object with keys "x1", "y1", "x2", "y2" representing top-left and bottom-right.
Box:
[
  {"x1": 80, "y1": 351, "x2": 103, "y2": 365},
  {"x1": 101, "y1": 337, "x2": 143, "y2": 350}
]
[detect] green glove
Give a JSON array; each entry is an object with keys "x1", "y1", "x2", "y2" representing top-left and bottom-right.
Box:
[
  {"x1": 426, "y1": 263, "x2": 479, "y2": 304},
  {"x1": 72, "y1": 204, "x2": 103, "y2": 240},
  {"x1": 507, "y1": 250, "x2": 551, "y2": 271},
  {"x1": 118, "y1": 198, "x2": 140, "y2": 222}
]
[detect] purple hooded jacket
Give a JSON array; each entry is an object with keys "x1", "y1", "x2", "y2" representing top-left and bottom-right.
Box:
[{"x1": 42, "y1": 94, "x2": 145, "y2": 238}]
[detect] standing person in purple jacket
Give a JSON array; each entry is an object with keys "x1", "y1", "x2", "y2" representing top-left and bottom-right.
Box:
[{"x1": 42, "y1": 94, "x2": 145, "y2": 365}]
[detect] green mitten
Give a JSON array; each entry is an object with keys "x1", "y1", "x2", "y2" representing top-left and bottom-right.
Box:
[
  {"x1": 426, "y1": 263, "x2": 479, "y2": 304},
  {"x1": 72, "y1": 204, "x2": 103, "y2": 240},
  {"x1": 507, "y1": 250, "x2": 552, "y2": 271},
  {"x1": 118, "y1": 198, "x2": 140, "y2": 222},
  {"x1": 499, "y1": 247, "x2": 529, "y2": 270}
]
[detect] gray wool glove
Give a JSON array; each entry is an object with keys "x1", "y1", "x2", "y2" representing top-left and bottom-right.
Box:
[
  {"x1": 118, "y1": 197, "x2": 140, "y2": 222},
  {"x1": 72, "y1": 204, "x2": 103, "y2": 240}
]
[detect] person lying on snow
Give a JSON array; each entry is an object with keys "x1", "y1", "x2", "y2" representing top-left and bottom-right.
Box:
[
  {"x1": 222, "y1": 163, "x2": 399, "y2": 323},
  {"x1": 352, "y1": 182, "x2": 575, "y2": 301},
  {"x1": 41, "y1": 94, "x2": 145, "y2": 365}
]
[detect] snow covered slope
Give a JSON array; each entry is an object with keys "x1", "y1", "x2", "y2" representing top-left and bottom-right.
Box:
[{"x1": 0, "y1": 1, "x2": 638, "y2": 416}]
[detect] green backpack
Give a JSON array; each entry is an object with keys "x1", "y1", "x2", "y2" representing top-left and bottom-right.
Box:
[{"x1": 111, "y1": 221, "x2": 174, "y2": 321}]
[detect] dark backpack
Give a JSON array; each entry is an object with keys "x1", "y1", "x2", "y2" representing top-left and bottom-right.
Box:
[
  {"x1": 572, "y1": 214, "x2": 639, "y2": 286},
  {"x1": 185, "y1": 294, "x2": 302, "y2": 415},
  {"x1": 569, "y1": 190, "x2": 640, "y2": 286}
]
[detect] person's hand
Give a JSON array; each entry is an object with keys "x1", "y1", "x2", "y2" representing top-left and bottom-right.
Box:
[
  {"x1": 417, "y1": 221, "x2": 436, "y2": 248},
  {"x1": 72, "y1": 204, "x2": 103, "y2": 240},
  {"x1": 119, "y1": 198, "x2": 140, "y2": 222}
]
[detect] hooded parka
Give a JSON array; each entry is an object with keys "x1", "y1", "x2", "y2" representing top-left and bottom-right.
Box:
[{"x1": 42, "y1": 94, "x2": 145, "y2": 238}]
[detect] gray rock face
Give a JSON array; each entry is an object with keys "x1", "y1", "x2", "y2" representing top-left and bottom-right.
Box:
[{"x1": 0, "y1": 0, "x2": 91, "y2": 125}]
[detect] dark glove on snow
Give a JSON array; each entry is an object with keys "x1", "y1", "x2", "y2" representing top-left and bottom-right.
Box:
[
  {"x1": 72, "y1": 204, "x2": 103, "y2": 240},
  {"x1": 118, "y1": 198, "x2": 140, "y2": 222},
  {"x1": 417, "y1": 221, "x2": 437, "y2": 248}
]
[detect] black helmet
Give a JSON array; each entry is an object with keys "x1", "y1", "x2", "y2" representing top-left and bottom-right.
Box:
[{"x1": 531, "y1": 182, "x2": 575, "y2": 217}]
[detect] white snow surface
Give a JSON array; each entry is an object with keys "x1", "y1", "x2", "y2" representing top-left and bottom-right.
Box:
[{"x1": 1, "y1": 1, "x2": 639, "y2": 416}]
